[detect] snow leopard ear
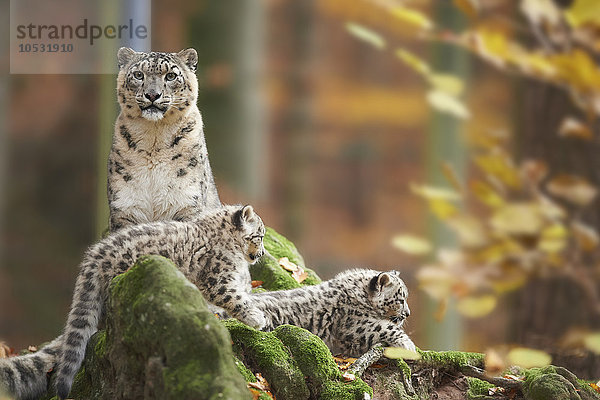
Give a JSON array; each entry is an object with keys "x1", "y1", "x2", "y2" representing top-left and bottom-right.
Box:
[
  {"x1": 233, "y1": 205, "x2": 256, "y2": 230},
  {"x1": 369, "y1": 272, "x2": 391, "y2": 293},
  {"x1": 117, "y1": 47, "x2": 138, "y2": 69},
  {"x1": 177, "y1": 48, "x2": 198, "y2": 72}
]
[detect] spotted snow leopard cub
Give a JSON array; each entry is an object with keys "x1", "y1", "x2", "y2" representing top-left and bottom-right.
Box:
[
  {"x1": 108, "y1": 47, "x2": 220, "y2": 232},
  {"x1": 0, "y1": 205, "x2": 265, "y2": 400},
  {"x1": 251, "y1": 269, "x2": 415, "y2": 355}
]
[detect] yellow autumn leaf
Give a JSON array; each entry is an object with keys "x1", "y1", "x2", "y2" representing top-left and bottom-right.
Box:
[
  {"x1": 492, "y1": 262, "x2": 528, "y2": 293},
  {"x1": 426, "y1": 89, "x2": 471, "y2": 119},
  {"x1": 391, "y1": 234, "x2": 432, "y2": 255},
  {"x1": 453, "y1": 0, "x2": 479, "y2": 18},
  {"x1": 395, "y1": 48, "x2": 431, "y2": 76},
  {"x1": 474, "y1": 152, "x2": 521, "y2": 189},
  {"x1": 278, "y1": 257, "x2": 299, "y2": 272},
  {"x1": 490, "y1": 203, "x2": 544, "y2": 236},
  {"x1": 456, "y1": 295, "x2": 497, "y2": 318},
  {"x1": 507, "y1": 347, "x2": 552, "y2": 368},
  {"x1": 391, "y1": 6, "x2": 433, "y2": 30},
  {"x1": 484, "y1": 348, "x2": 506, "y2": 377},
  {"x1": 428, "y1": 198, "x2": 459, "y2": 219},
  {"x1": 416, "y1": 265, "x2": 455, "y2": 300},
  {"x1": 547, "y1": 174, "x2": 598, "y2": 206},
  {"x1": 539, "y1": 223, "x2": 568, "y2": 253},
  {"x1": 447, "y1": 215, "x2": 488, "y2": 248},
  {"x1": 558, "y1": 117, "x2": 594, "y2": 141},
  {"x1": 428, "y1": 73, "x2": 465, "y2": 96},
  {"x1": 470, "y1": 29, "x2": 511, "y2": 68},
  {"x1": 584, "y1": 332, "x2": 600, "y2": 354},
  {"x1": 572, "y1": 221, "x2": 600, "y2": 251},
  {"x1": 383, "y1": 347, "x2": 422, "y2": 360},
  {"x1": 345, "y1": 23, "x2": 386, "y2": 49},
  {"x1": 410, "y1": 184, "x2": 461, "y2": 200},
  {"x1": 565, "y1": 0, "x2": 600, "y2": 28},
  {"x1": 520, "y1": 0, "x2": 562, "y2": 26},
  {"x1": 470, "y1": 180, "x2": 505, "y2": 208}
]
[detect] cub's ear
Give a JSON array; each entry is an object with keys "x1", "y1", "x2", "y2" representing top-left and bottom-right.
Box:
[
  {"x1": 233, "y1": 205, "x2": 256, "y2": 229},
  {"x1": 176, "y1": 48, "x2": 198, "y2": 72},
  {"x1": 117, "y1": 47, "x2": 138, "y2": 69},
  {"x1": 369, "y1": 272, "x2": 391, "y2": 293}
]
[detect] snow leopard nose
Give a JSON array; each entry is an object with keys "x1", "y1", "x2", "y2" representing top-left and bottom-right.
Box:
[
  {"x1": 402, "y1": 306, "x2": 411, "y2": 318},
  {"x1": 144, "y1": 91, "x2": 162, "y2": 102}
]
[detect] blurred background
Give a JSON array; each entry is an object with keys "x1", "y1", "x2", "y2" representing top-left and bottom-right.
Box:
[{"x1": 2, "y1": 0, "x2": 600, "y2": 377}]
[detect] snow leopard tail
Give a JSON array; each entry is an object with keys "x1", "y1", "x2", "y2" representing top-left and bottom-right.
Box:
[
  {"x1": 55, "y1": 259, "x2": 103, "y2": 400},
  {"x1": 0, "y1": 336, "x2": 61, "y2": 400}
]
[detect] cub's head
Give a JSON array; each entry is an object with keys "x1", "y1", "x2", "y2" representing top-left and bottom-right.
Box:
[
  {"x1": 368, "y1": 271, "x2": 410, "y2": 324},
  {"x1": 233, "y1": 205, "x2": 266, "y2": 263},
  {"x1": 116, "y1": 48, "x2": 199, "y2": 121}
]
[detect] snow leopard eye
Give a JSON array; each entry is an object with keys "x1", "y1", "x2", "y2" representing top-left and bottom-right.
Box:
[
  {"x1": 133, "y1": 71, "x2": 144, "y2": 80},
  {"x1": 165, "y1": 72, "x2": 177, "y2": 81}
]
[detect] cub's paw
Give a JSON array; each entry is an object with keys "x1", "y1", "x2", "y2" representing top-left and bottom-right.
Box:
[
  {"x1": 242, "y1": 308, "x2": 267, "y2": 330},
  {"x1": 400, "y1": 336, "x2": 417, "y2": 352}
]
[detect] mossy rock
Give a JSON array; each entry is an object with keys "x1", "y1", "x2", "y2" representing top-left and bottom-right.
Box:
[
  {"x1": 225, "y1": 320, "x2": 372, "y2": 400},
  {"x1": 522, "y1": 365, "x2": 600, "y2": 400},
  {"x1": 66, "y1": 255, "x2": 250, "y2": 400},
  {"x1": 250, "y1": 227, "x2": 321, "y2": 290}
]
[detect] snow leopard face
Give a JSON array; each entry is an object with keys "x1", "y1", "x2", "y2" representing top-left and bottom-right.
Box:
[
  {"x1": 116, "y1": 48, "x2": 198, "y2": 121},
  {"x1": 368, "y1": 270, "x2": 410, "y2": 324},
  {"x1": 233, "y1": 205, "x2": 265, "y2": 263}
]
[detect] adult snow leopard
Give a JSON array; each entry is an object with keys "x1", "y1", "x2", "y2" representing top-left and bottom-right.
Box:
[
  {"x1": 252, "y1": 269, "x2": 416, "y2": 355},
  {"x1": 108, "y1": 47, "x2": 220, "y2": 232},
  {"x1": 0, "y1": 205, "x2": 265, "y2": 400}
]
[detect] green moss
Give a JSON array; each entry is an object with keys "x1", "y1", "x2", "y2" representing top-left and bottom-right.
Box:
[
  {"x1": 250, "y1": 227, "x2": 321, "y2": 291},
  {"x1": 69, "y1": 255, "x2": 250, "y2": 400},
  {"x1": 263, "y1": 227, "x2": 306, "y2": 268},
  {"x1": 419, "y1": 350, "x2": 484, "y2": 370},
  {"x1": 396, "y1": 358, "x2": 412, "y2": 381},
  {"x1": 234, "y1": 355, "x2": 257, "y2": 383},
  {"x1": 320, "y1": 380, "x2": 373, "y2": 400},
  {"x1": 466, "y1": 377, "x2": 495, "y2": 400},
  {"x1": 521, "y1": 365, "x2": 600, "y2": 400},
  {"x1": 224, "y1": 319, "x2": 310, "y2": 400}
]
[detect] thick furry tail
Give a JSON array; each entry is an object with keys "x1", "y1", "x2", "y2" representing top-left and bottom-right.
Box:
[
  {"x1": 0, "y1": 336, "x2": 61, "y2": 400},
  {"x1": 55, "y1": 261, "x2": 102, "y2": 400}
]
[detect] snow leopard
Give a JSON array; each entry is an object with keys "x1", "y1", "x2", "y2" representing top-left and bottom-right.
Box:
[
  {"x1": 251, "y1": 269, "x2": 416, "y2": 355},
  {"x1": 0, "y1": 205, "x2": 265, "y2": 400},
  {"x1": 108, "y1": 47, "x2": 221, "y2": 232}
]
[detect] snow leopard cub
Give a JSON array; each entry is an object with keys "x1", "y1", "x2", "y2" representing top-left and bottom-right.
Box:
[
  {"x1": 0, "y1": 205, "x2": 265, "y2": 400},
  {"x1": 108, "y1": 47, "x2": 220, "y2": 232},
  {"x1": 251, "y1": 269, "x2": 415, "y2": 355}
]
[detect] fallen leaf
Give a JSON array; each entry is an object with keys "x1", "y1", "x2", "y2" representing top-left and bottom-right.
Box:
[
  {"x1": 334, "y1": 355, "x2": 358, "y2": 370},
  {"x1": 251, "y1": 280, "x2": 264, "y2": 288},
  {"x1": 383, "y1": 347, "x2": 422, "y2": 360},
  {"x1": 507, "y1": 347, "x2": 552, "y2": 368},
  {"x1": 391, "y1": 234, "x2": 432, "y2": 255},
  {"x1": 589, "y1": 381, "x2": 600, "y2": 394},
  {"x1": 456, "y1": 295, "x2": 497, "y2": 318},
  {"x1": 292, "y1": 267, "x2": 309, "y2": 284},
  {"x1": 346, "y1": 23, "x2": 386, "y2": 49},
  {"x1": 278, "y1": 257, "x2": 299, "y2": 272},
  {"x1": 28, "y1": 345, "x2": 38, "y2": 353},
  {"x1": 342, "y1": 371, "x2": 357, "y2": 382},
  {"x1": 0, "y1": 342, "x2": 11, "y2": 358},
  {"x1": 426, "y1": 89, "x2": 471, "y2": 119},
  {"x1": 558, "y1": 117, "x2": 594, "y2": 141},
  {"x1": 521, "y1": 160, "x2": 548, "y2": 186},
  {"x1": 547, "y1": 174, "x2": 598, "y2": 206}
]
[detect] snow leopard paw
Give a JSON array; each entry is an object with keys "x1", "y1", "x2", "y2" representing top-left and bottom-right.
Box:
[{"x1": 242, "y1": 308, "x2": 267, "y2": 330}]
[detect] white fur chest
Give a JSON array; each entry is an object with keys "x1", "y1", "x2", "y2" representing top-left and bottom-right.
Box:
[{"x1": 112, "y1": 157, "x2": 199, "y2": 224}]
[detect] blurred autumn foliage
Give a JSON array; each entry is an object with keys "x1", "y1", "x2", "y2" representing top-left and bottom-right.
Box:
[{"x1": 347, "y1": 0, "x2": 600, "y2": 358}]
